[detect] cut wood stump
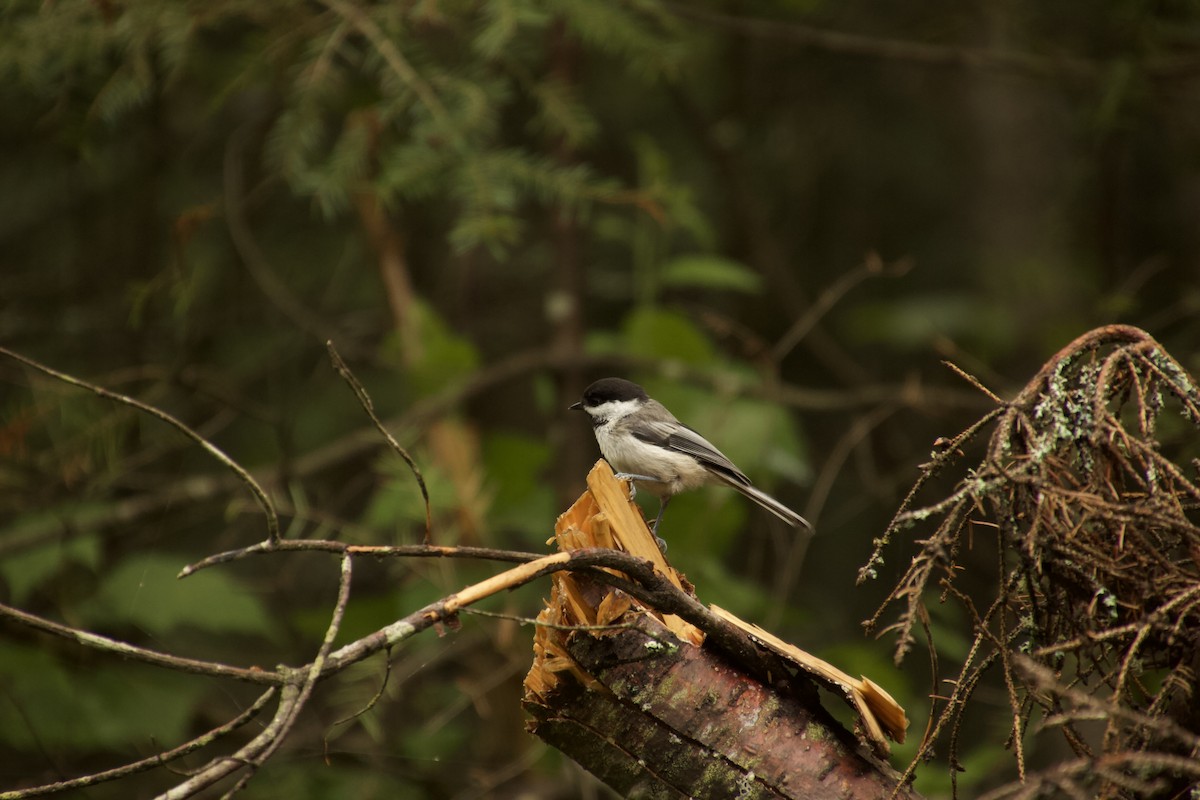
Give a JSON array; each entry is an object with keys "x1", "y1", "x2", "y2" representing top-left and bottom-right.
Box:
[{"x1": 523, "y1": 460, "x2": 917, "y2": 799}]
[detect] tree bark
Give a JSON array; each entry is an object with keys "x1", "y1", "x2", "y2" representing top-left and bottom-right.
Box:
[{"x1": 523, "y1": 461, "x2": 918, "y2": 799}]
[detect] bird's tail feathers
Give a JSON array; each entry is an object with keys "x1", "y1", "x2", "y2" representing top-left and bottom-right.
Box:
[{"x1": 728, "y1": 481, "x2": 812, "y2": 531}]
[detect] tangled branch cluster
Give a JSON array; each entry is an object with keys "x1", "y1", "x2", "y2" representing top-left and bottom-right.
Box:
[{"x1": 862, "y1": 325, "x2": 1200, "y2": 799}]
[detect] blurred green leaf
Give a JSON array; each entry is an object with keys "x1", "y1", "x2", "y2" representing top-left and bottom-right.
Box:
[
  {"x1": 482, "y1": 431, "x2": 554, "y2": 531},
  {"x1": 365, "y1": 454, "x2": 458, "y2": 539},
  {"x1": 925, "y1": 596, "x2": 973, "y2": 662},
  {"x1": 620, "y1": 307, "x2": 714, "y2": 363},
  {"x1": 0, "y1": 644, "x2": 207, "y2": 751},
  {"x1": 382, "y1": 300, "x2": 481, "y2": 397},
  {"x1": 293, "y1": 592, "x2": 397, "y2": 647},
  {"x1": 82, "y1": 554, "x2": 273, "y2": 637},
  {"x1": 0, "y1": 529, "x2": 100, "y2": 604},
  {"x1": 242, "y1": 760, "x2": 418, "y2": 800},
  {"x1": 844, "y1": 293, "x2": 1018, "y2": 353},
  {"x1": 660, "y1": 254, "x2": 763, "y2": 294}
]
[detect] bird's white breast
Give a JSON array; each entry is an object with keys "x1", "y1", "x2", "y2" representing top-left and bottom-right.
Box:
[{"x1": 592, "y1": 415, "x2": 711, "y2": 497}]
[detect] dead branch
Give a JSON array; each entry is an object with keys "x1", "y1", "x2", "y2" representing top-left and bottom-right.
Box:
[
  {"x1": 0, "y1": 345, "x2": 280, "y2": 543},
  {"x1": 0, "y1": 690, "x2": 276, "y2": 799},
  {"x1": 524, "y1": 460, "x2": 913, "y2": 799},
  {"x1": 861, "y1": 325, "x2": 1200, "y2": 798},
  {"x1": 666, "y1": 4, "x2": 1200, "y2": 81},
  {"x1": 327, "y1": 341, "x2": 433, "y2": 542}
]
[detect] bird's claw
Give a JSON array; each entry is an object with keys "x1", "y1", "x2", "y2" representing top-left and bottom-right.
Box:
[{"x1": 613, "y1": 471, "x2": 657, "y2": 501}]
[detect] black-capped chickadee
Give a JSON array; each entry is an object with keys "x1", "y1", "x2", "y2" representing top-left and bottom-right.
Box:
[{"x1": 570, "y1": 377, "x2": 812, "y2": 535}]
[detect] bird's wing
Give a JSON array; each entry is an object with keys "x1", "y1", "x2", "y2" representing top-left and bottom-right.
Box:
[{"x1": 631, "y1": 419, "x2": 752, "y2": 486}]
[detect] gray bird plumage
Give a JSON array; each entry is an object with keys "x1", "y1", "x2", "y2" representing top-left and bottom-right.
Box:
[{"x1": 570, "y1": 377, "x2": 811, "y2": 534}]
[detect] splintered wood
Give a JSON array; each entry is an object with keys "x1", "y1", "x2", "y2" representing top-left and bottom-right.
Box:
[
  {"x1": 709, "y1": 606, "x2": 908, "y2": 749},
  {"x1": 523, "y1": 460, "x2": 913, "y2": 798},
  {"x1": 524, "y1": 460, "x2": 704, "y2": 702}
]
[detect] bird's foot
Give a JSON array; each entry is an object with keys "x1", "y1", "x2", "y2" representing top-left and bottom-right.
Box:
[
  {"x1": 612, "y1": 472, "x2": 658, "y2": 500},
  {"x1": 612, "y1": 471, "x2": 659, "y2": 483}
]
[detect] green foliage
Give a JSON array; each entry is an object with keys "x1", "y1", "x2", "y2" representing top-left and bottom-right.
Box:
[
  {"x1": 0, "y1": 530, "x2": 100, "y2": 604},
  {"x1": 482, "y1": 431, "x2": 554, "y2": 531},
  {"x1": 381, "y1": 300, "x2": 481, "y2": 396},
  {"x1": 0, "y1": 644, "x2": 206, "y2": 751},
  {"x1": 296, "y1": 116, "x2": 373, "y2": 220},
  {"x1": 659, "y1": 254, "x2": 764, "y2": 294},
  {"x1": 528, "y1": 77, "x2": 599, "y2": 148},
  {"x1": 844, "y1": 293, "x2": 1019, "y2": 353},
  {"x1": 254, "y1": 0, "x2": 671, "y2": 257},
  {"x1": 619, "y1": 306, "x2": 715, "y2": 363},
  {"x1": 557, "y1": 0, "x2": 685, "y2": 78},
  {"x1": 364, "y1": 453, "x2": 454, "y2": 537},
  {"x1": 82, "y1": 554, "x2": 274, "y2": 637}
]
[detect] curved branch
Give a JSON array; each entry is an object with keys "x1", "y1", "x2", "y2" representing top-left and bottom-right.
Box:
[
  {"x1": 247, "y1": 554, "x2": 355, "y2": 777},
  {"x1": 0, "y1": 601, "x2": 279, "y2": 686},
  {"x1": 327, "y1": 342, "x2": 433, "y2": 543},
  {"x1": 156, "y1": 684, "x2": 303, "y2": 800},
  {"x1": 178, "y1": 540, "x2": 543, "y2": 578},
  {"x1": 668, "y1": 3, "x2": 1121, "y2": 81},
  {"x1": 0, "y1": 346, "x2": 280, "y2": 544},
  {"x1": 0, "y1": 689, "x2": 277, "y2": 800}
]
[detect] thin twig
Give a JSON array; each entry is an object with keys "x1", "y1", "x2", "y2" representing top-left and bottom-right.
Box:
[
  {"x1": 0, "y1": 601, "x2": 279, "y2": 686},
  {"x1": 0, "y1": 346, "x2": 280, "y2": 544},
  {"x1": 459, "y1": 606, "x2": 675, "y2": 638},
  {"x1": 326, "y1": 341, "x2": 434, "y2": 543},
  {"x1": 248, "y1": 554, "x2": 355, "y2": 785},
  {"x1": 156, "y1": 685, "x2": 303, "y2": 800},
  {"x1": 178, "y1": 538, "x2": 541, "y2": 579},
  {"x1": 0, "y1": 690, "x2": 276, "y2": 800},
  {"x1": 323, "y1": 649, "x2": 393, "y2": 759},
  {"x1": 664, "y1": 2, "x2": 1177, "y2": 81},
  {"x1": 771, "y1": 253, "x2": 910, "y2": 362},
  {"x1": 941, "y1": 360, "x2": 1004, "y2": 405}
]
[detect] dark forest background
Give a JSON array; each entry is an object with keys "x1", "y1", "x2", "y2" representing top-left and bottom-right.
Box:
[{"x1": 2, "y1": 1, "x2": 1199, "y2": 797}]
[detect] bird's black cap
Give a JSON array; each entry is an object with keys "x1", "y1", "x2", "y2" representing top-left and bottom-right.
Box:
[{"x1": 570, "y1": 378, "x2": 648, "y2": 410}]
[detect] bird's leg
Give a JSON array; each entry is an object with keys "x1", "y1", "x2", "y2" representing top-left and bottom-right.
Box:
[
  {"x1": 651, "y1": 496, "x2": 671, "y2": 553},
  {"x1": 611, "y1": 472, "x2": 670, "y2": 550},
  {"x1": 612, "y1": 472, "x2": 658, "y2": 501},
  {"x1": 612, "y1": 471, "x2": 659, "y2": 484}
]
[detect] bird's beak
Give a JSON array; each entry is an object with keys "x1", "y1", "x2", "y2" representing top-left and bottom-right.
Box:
[{"x1": 569, "y1": 401, "x2": 583, "y2": 411}]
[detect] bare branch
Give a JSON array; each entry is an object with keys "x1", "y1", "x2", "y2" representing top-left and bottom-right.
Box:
[
  {"x1": 0, "y1": 346, "x2": 280, "y2": 544},
  {"x1": 0, "y1": 689, "x2": 276, "y2": 800},
  {"x1": 864, "y1": 325, "x2": 1200, "y2": 795},
  {"x1": 178, "y1": 539, "x2": 541, "y2": 578},
  {"x1": 771, "y1": 253, "x2": 911, "y2": 362},
  {"x1": 0, "y1": 601, "x2": 278, "y2": 686},
  {"x1": 667, "y1": 3, "x2": 1132, "y2": 81},
  {"x1": 156, "y1": 685, "x2": 304, "y2": 800},
  {"x1": 248, "y1": 555, "x2": 355, "y2": 778},
  {"x1": 326, "y1": 341, "x2": 433, "y2": 543}
]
